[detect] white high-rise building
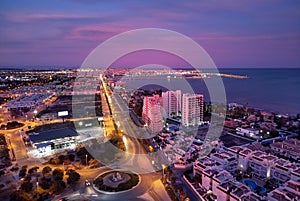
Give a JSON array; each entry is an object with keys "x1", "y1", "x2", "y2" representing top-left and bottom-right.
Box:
[
  {"x1": 181, "y1": 93, "x2": 204, "y2": 127},
  {"x1": 162, "y1": 90, "x2": 181, "y2": 118},
  {"x1": 142, "y1": 94, "x2": 163, "y2": 133}
]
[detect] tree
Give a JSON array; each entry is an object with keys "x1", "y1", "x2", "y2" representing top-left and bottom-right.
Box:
[
  {"x1": 52, "y1": 168, "x2": 64, "y2": 181},
  {"x1": 21, "y1": 181, "x2": 33, "y2": 193},
  {"x1": 28, "y1": 166, "x2": 39, "y2": 174},
  {"x1": 40, "y1": 177, "x2": 51, "y2": 190},
  {"x1": 21, "y1": 165, "x2": 28, "y2": 169},
  {"x1": 180, "y1": 191, "x2": 186, "y2": 200},
  {"x1": 67, "y1": 154, "x2": 75, "y2": 162},
  {"x1": 10, "y1": 190, "x2": 32, "y2": 201},
  {"x1": 67, "y1": 170, "x2": 80, "y2": 185},
  {"x1": 19, "y1": 168, "x2": 27, "y2": 178},
  {"x1": 51, "y1": 180, "x2": 66, "y2": 193},
  {"x1": 58, "y1": 155, "x2": 65, "y2": 164},
  {"x1": 49, "y1": 158, "x2": 60, "y2": 165},
  {"x1": 42, "y1": 166, "x2": 52, "y2": 176},
  {"x1": 76, "y1": 147, "x2": 89, "y2": 157},
  {"x1": 270, "y1": 130, "x2": 279, "y2": 138},
  {"x1": 24, "y1": 175, "x2": 32, "y2": 182},
  {"x1": 89, "y1": 158, "x2": 100, "y2": 166}
]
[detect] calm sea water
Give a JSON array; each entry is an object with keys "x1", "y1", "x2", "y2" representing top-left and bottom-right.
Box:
[
  {"x1": 218, "y1": 68, "x2": 300, "y2": 115},
  {"x1": 128, "y1": 68, "x2": 300, "y2": 115}
]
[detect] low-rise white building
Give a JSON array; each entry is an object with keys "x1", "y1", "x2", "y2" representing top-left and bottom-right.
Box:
[
  {"x1": 268, "y1": 180, "x2": 300, "y2": 201},
  {"x1": 227, "y1": 146, "x2": 252, "y2": 171},
  {"x1": 29, "y1": 127, "x2": 80, "y2": 157},
  {"x1": 236, "y1": 127, "x2": 260, "y2": 139},
  {"x1": 271, "y1": 159, "x2": 298, "y2": 185},
  {"x1": 270, "y1": 138, "x2": 300, "y2": 161},
  {"x1": 216, "y1": 181, "x2": 252, "y2": 201},
  {"x1": 211, "y1": 151, "x2": 238, "y2": 173},
  {"x1": 291, "y1": 168, "x2": 300, "y2": 181},
  {"x1": 248, "y1": 151, "x2": 276, "y2": 179},
  {"x1": 193, "y1": 156, "x2": 216, "y2": 179}
]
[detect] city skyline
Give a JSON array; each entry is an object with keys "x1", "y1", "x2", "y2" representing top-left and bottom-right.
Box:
[{"x1": 0, "y1": 0, "x2": 300, "y2": 68}]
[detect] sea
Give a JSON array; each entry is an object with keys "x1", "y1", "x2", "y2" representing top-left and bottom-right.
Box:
[
  {"x1": 124, "y1": 68, "x2": 300, "y2": 115},
  {"x1": 216, "y1": 68, "x2": 300, "y2": 115}
]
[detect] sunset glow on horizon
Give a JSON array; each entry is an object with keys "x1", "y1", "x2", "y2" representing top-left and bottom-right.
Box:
[{"x1": 0, "y1": 0, "x2": 299, "y2": 68}]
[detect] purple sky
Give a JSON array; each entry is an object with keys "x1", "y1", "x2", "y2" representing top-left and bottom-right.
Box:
[{"x1": 0, "y1": 0, "x2": 300, "y2": 68}]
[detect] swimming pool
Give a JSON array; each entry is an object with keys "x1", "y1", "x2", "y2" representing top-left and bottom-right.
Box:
[{"x1": 243, "y1": 179, "x2": 266, "y2": 193}]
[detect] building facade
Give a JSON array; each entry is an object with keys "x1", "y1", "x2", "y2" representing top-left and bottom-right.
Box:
[
  {"x1": 142, "y1": 94, "x2": 164, "y2": 133},
  {"x1": 270, "y1": 139, "x2": 300, "y2": 161},
  {"x1": 162, "y1": 90, "x2": 181, "y2": 118},
  {"x1": 181, "y1": 93, "x2": 204, "y2": 127}
]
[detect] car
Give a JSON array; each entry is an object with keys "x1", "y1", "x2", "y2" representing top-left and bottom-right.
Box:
[{"x1": 85, "y1": 179, "x2": 91, "y2": 186}]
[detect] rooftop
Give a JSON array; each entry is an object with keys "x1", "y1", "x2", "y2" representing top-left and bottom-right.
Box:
[
  {"x1": 213, "y1": 170, "x2": 233, "y2": 182},
  {"x1": 240, "y1": 148, "x2": 252, "y2": 156},
  {"x1": 29, "y1": 127, "x2": 79, "y2": 143},
  {"x1": 241, "y1": 192, "x2": 261, "y2": 201},
  {"x1": 231, "y1": 185, "x2": 249, "y2": 197}
]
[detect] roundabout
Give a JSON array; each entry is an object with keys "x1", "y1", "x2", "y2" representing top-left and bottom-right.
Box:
[{"x1": 93, "y1": 170, "x2": 141, "y2": 194}]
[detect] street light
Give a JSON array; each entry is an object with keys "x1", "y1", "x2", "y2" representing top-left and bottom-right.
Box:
[
  {"x1": 162, "y1": 164, "x2": 166, "y2": 180},
  {"x1": 36, "y1": 181, "x2": 39, "y2": 196},
  {"x1": 85, "y1": 154, "x2": 88, "y2": 166},
  {"x1": 122, "y1": 135, "x2": 128, "y2": 151},
  {"x1": 33, "y1": 110, "x2": 38, "y2": 120}
]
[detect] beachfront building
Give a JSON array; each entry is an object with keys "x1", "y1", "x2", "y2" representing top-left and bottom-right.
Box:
[
  {"x1": 181, "y1": 93, "x2": 204, "y2": 127},
  {"x1": 142, "y1": 94, "x2": 164, "y2": 133},
  {"x1": 162, "y1": 90, "x2": 181, "y2": 118}
]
